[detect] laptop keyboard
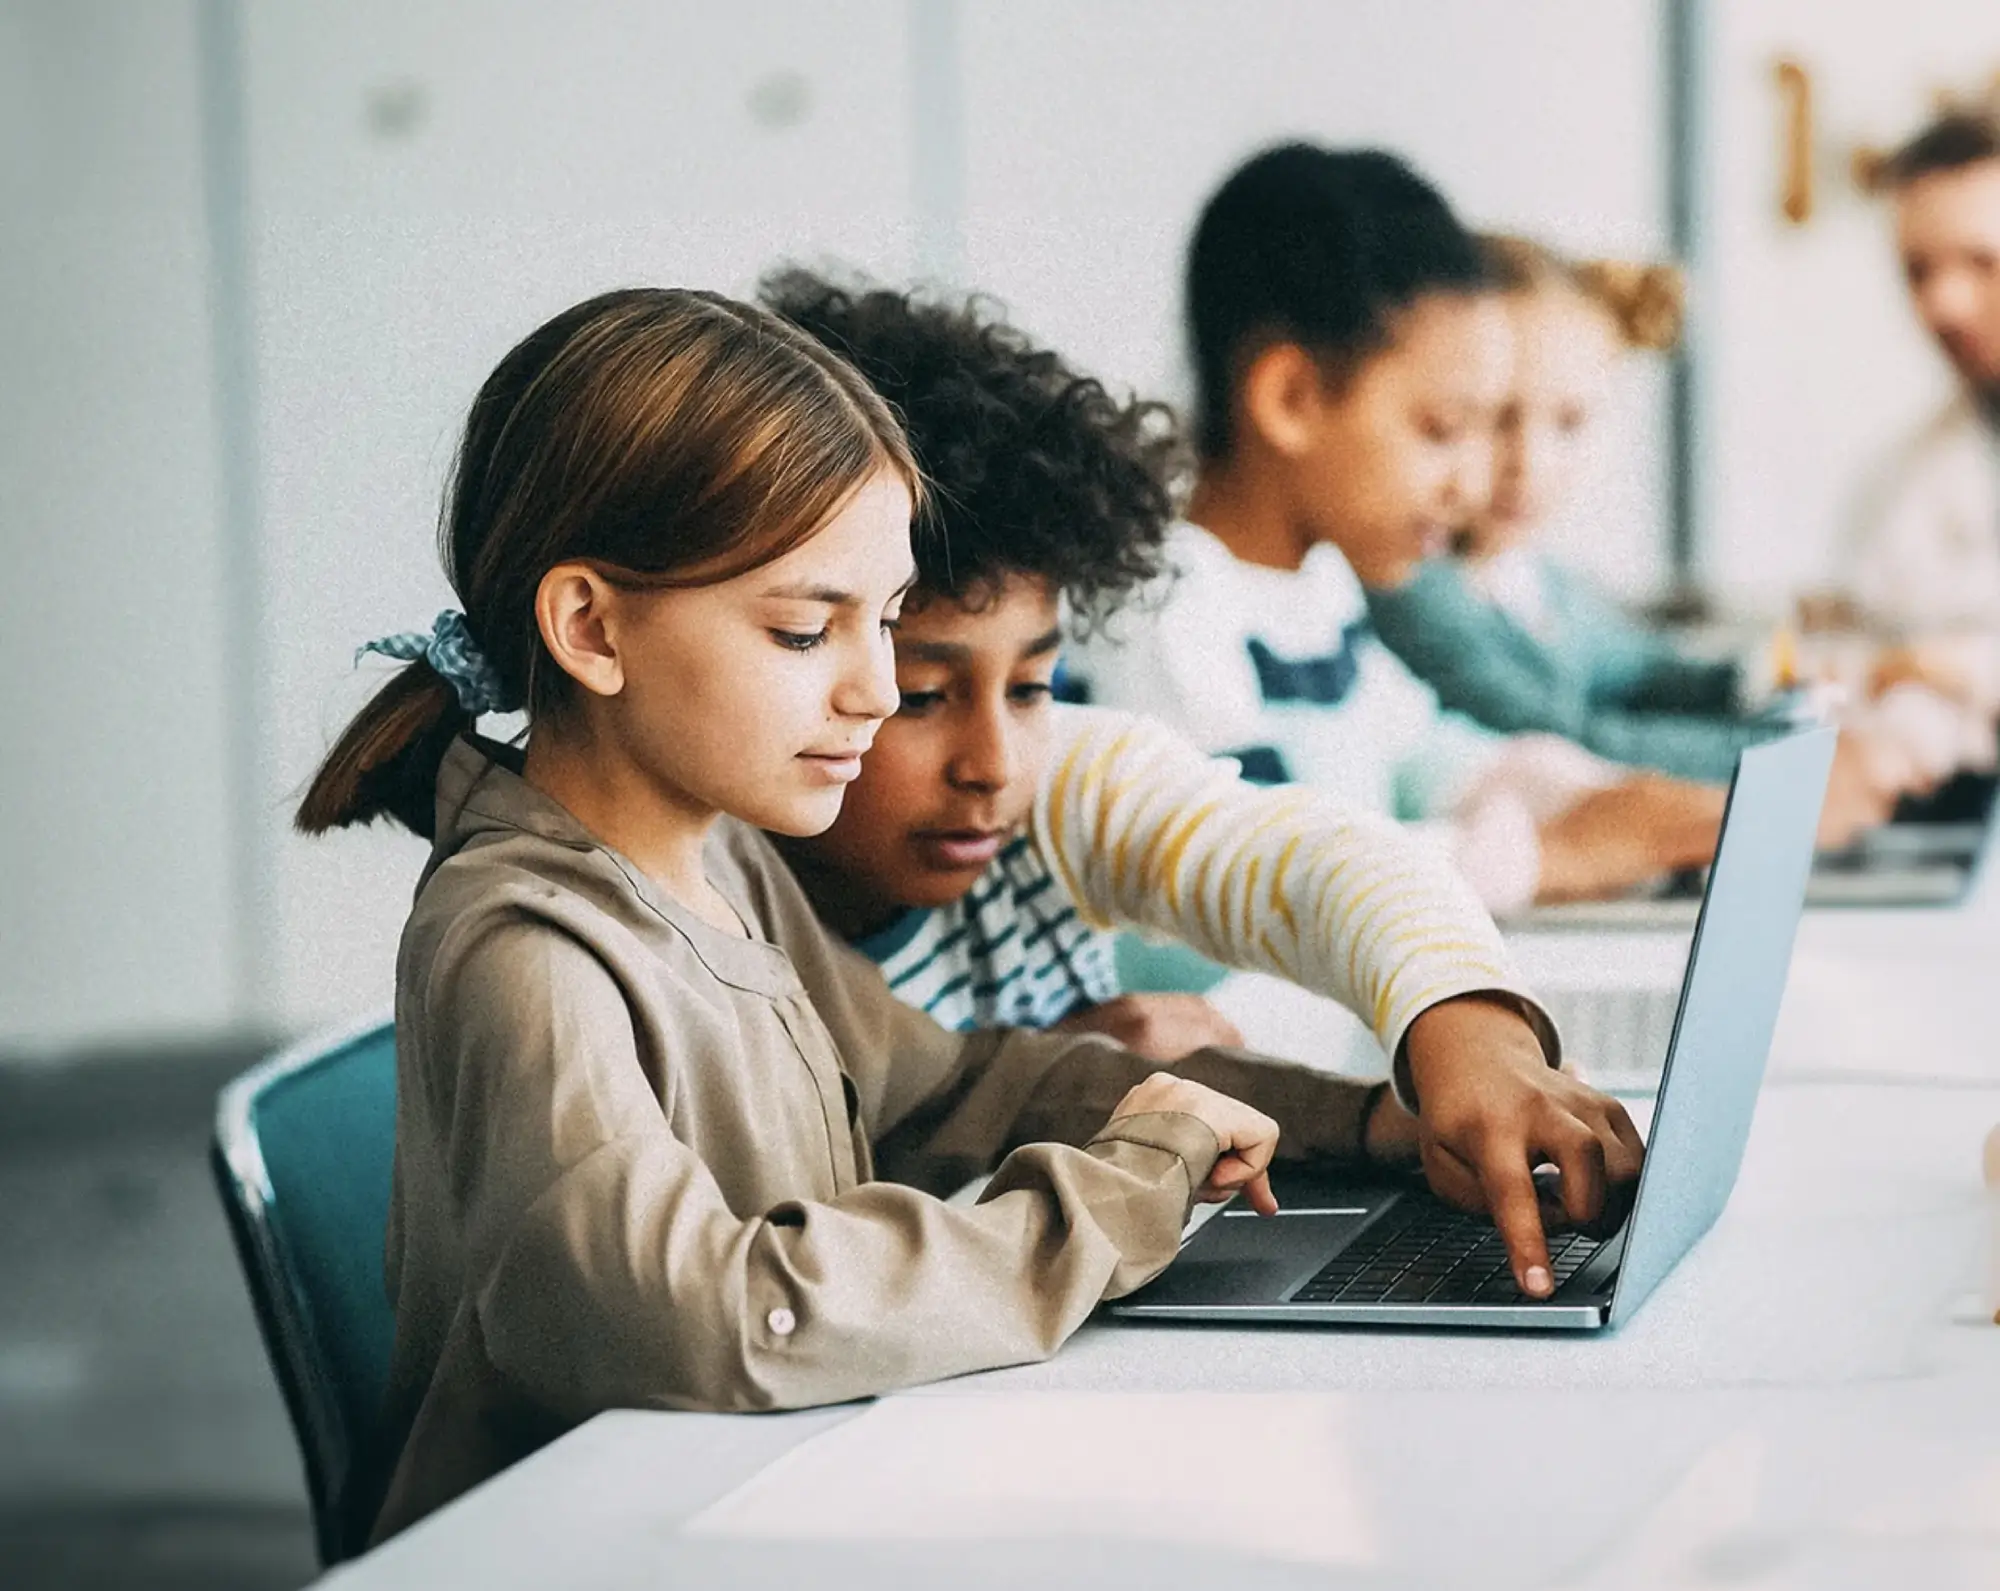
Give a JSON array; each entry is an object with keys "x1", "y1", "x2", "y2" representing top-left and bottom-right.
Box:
[{"x1": 1288, "y1": 1199, "x2": 1603, "y2": 1306}]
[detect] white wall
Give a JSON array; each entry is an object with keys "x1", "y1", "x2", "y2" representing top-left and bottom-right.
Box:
[
  {"x1": 0, "y1": 1, "x2": 242, "y2": 1050},
  {"x1": 1700, "y1": 0, "x2": 2000, "y2": 611}
]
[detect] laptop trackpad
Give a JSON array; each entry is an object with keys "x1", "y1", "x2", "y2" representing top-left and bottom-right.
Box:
[{"x1": 1136, "y1": 1197, "x2": 1388, "y2": 1307}]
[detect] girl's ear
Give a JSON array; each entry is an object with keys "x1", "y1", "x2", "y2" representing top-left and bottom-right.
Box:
[
  {"x1": 535, "y1": 563, "x2": 626, "y2": 698},
  {"x1": 1239, "y1": 343, "x2": 1328, "y2": 459}
]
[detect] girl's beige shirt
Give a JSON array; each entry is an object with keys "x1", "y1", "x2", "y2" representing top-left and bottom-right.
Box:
[{"x1": 368, "y1": 737, "x2": 1393, "y2": 1543}]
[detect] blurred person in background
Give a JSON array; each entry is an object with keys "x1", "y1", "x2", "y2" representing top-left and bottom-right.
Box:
[
  {"x1": 1364, "y1": 236, "x2": 1931, "y2": 820},
  {"x1": 1847, "y1": 107, "x2": 2000, "y2": 728},
  {"x1": 1075, "y1": 143, "x2": 1780, "y2": 919}
]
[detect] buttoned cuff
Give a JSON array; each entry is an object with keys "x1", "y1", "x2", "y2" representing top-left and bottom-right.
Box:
[{"x1": 1086, "y1": 1110, "x2": 1223, "y2": 1197}]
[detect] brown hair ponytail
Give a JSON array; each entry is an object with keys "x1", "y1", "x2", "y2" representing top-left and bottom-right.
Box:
[
  {"x1": 1480, "y1": 234, "x2": 1686, "y2": 352},
  {"x1": 296, "y1": 287, "x2": 920, "y2": 839},
  {"x1": 295, "y1": 663, "x2": 469, "y2": 838},
  {"x1": 1571, "y1": 259, "x2": 1683, "y2": 351}
]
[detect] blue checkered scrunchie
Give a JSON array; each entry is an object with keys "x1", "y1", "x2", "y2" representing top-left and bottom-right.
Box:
[{"x1": 355, "y1": 610, "x2": 514, "y2": 715}]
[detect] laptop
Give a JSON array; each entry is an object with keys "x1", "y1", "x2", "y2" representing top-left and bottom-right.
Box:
[
  {"x1": 1110, "y1": 725, "x2": 1836, "y2": 1331},
  {"x1": 1520, "y1": 766, "x2": 1998, "y2": 929}
]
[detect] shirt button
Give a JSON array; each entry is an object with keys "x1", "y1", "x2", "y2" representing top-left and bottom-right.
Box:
[{"x1": 766, "y1": 1307, "x2": 797, "y2": 1337}]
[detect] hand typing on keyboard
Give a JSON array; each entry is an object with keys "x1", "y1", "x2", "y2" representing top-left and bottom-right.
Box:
[
  {"x1": 1109, "y1": 1072, "x2": 1282, "y2": 1216},
  {"x1": 1400, "y1": 994, "x2": 1645, "y2": 1299},
  {"x1": 1288, "y1": 1200, "x2": 1607, "y2": 1308}
]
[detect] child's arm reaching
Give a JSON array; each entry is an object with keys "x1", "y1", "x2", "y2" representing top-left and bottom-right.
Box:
[
  {"x1": 744, "y1": 807, "x2": 1635, "y2": 1304},
  {"x1": 1368, "y1": 559, "x2": 1778, "y2": 784},
  {"x1": 1018, "y1": 707, "x2": 1646, "y2": 1294},
  {"x1": 1029, "y1": 705, "x2": 1557, "y2": 1073},
  {"x1": 1552, "y1": 563, "x2": 1744, "y2": 718}
]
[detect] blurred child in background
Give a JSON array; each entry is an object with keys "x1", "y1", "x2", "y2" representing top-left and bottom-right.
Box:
[
  {"x1": 1076, "y1": 143, "x2": 1815, "y2": 918},
  {"x1": 1367, "y1": 235, "x2": 1977, "y2": 810},
  {"x1": 1364, "y1": 236, "x2": 1930, "y2": 815}
]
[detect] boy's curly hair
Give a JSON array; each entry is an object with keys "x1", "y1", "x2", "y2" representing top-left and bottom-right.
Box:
[{"x1": 761, "y1": 268, "x2": 1184, "y2": 633}]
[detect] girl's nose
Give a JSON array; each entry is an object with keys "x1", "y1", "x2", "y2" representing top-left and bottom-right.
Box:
[{"x1": 835, "y1": 627, "x2": 900, "y2": 722}]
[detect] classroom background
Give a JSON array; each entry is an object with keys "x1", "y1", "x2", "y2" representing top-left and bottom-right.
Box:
[{"x1": 3, "y1": 2, "x2": 1997, "y2": 1587}]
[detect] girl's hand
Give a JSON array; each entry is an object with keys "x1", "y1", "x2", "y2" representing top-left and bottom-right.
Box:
[
  {"x1": 1401, "y1": 995, "x2": 1645, "y2": 1298},
  {"x1": 1055, "y1": 994, "x2": 1246, "y2": 1062},
  {"x1": 1535, "y1": 777, "x2": 1725, "y2": 902},
  {"x1": 1110, "y1": 1073, "x2": 1280, "y2": 1215}
]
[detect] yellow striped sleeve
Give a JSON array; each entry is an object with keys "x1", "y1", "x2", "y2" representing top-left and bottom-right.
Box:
[{"x1": 1030, "y1": 706, "x2": 1558, "y2": 1085}]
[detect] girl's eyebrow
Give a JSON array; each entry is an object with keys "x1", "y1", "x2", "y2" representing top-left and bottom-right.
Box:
[
  {"x1": 760, "y1": 581, "x2": 861, "y2": 606},
  {"x1": 760, "y1": 571, "x2": 918, "y2": 607}
]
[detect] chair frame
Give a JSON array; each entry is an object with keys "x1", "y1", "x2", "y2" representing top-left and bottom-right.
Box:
[{"x1": 210, "y1": 1011, "x2": 394, "y2": 1566}]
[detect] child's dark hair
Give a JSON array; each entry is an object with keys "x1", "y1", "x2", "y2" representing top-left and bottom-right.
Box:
[
  {"x1": 1186, "y1": 143, "x2": 1488, "y2": 459},
  {"x1": 760, "y1": 269, "x2": 1180, "y2": 634},
  {"x1": 298, "y1": 287, "x2": 920, "y2": 839},
  {"x1": 1874, "y1": 106, "x2": 2000, "y2": 191}
]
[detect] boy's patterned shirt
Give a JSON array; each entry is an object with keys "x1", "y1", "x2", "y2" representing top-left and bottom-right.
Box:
[{"x1": 856, "y1": 836, "x2": 1120, "y2": 1033}]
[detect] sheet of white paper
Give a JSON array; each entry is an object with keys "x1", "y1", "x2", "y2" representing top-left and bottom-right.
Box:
[
  {"x1": 681, "y1": 1389, "x2": 1761, "y2": 1588},
  {"x1": 684, "y1": 1392, "x2": 1382, "y2": 1571}
]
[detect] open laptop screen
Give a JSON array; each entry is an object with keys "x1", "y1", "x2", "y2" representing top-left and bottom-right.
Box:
[{"x1": 1606, "y1": 728, "x2": 1836, "y2": 1326}]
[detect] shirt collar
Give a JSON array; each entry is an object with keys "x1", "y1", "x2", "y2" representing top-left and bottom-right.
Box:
[{"x1": 431, "y1": 735, "x2": 801, "y2": 999}]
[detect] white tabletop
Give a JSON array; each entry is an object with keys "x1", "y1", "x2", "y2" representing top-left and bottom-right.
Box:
[
  {"x1": 1206, "y1": 887, "x2": 2000, "y2": 1090},
  {"x1": 322, "y1": 920, "x2": 2000, "y2": 1590}
]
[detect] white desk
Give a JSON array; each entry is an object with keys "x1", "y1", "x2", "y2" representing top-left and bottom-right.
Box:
[{"x1": 321, "y1": 1073, "x2": 2000, "y2": 1590}]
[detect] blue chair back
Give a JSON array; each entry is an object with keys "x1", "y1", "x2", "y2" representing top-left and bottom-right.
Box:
[{"x1": 211, "y1": 1017, "x2": 397, "y2": 1564}]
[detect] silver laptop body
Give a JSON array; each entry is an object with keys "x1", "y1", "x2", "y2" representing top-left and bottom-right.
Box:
[{"x1": 1110, "y1": 727, "x2": 1837, "y2": 1331}]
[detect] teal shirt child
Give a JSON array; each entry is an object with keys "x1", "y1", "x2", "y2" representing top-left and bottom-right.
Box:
[{"x1": 1365, "y1": 554, "x2": 1782, "y2": 783}]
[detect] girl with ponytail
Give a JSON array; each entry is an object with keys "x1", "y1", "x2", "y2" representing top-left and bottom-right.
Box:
[
  {"x1": 1364, "y1": 237, "x2": 1925, "y2": 821},
  {"x1": 321, "y1": 287, "x2": 1380, "y2": 1549}
]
